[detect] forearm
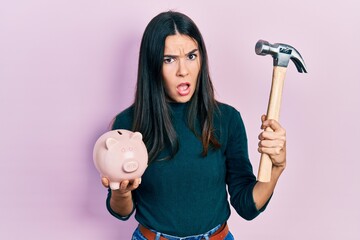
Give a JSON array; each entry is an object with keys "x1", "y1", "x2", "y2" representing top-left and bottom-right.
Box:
[
  {"x1": 109, "y1": 190, "x2": 134, "y2": 217},
  {"x1": 252, "y1": 166, "x2": 285, "y2": 210}
]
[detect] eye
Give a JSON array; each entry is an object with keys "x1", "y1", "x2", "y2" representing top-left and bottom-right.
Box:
[
  {"x1": 163, "y1": 57, "x2": 175, "y2": 64},
  {"x1": 188, "y1": 53, "x2": 197, "y2": 60}
]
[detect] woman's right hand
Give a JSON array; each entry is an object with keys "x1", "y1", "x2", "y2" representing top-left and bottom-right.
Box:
[
  {"x1": 101, "y1": 177, "x2": 142, "y2": 197},
  {"x1": 102, "y1": 177, "x2": 141, "y2": 216}
]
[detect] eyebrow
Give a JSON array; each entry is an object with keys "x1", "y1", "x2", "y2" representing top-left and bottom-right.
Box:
[{"x1": 163, "y1": 49, "x2": 198, "y2": 58}]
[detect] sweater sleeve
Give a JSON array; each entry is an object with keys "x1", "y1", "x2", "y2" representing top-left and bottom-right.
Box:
[
  {"x1": 106, "y1": 188, "x2": 136, "y2": 221},
  {"x1": 225, "y1": 109, "x2": 270, "y2": 220}
]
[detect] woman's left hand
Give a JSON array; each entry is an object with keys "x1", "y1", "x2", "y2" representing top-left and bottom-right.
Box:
[{"x1": 258, "y1": 115, "x2": 286, "y2": 169}]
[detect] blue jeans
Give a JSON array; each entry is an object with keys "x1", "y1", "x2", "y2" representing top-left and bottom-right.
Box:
[{"x1": 131, "y1": 223, "x2": 235, "y2": 240}]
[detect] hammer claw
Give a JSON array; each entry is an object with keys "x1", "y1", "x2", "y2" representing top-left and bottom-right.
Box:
[
  {"x1": 291, "y1": 57, "x2": 307, "y2": 73},
  {"x1": 255, "y1": 39, "x2": 307, "y2": 73},
  {"x1": 290, "y1": 48, "x2": 308, "y2": 73}
]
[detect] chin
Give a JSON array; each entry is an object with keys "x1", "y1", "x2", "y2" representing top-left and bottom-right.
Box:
[
  {"x1": 176, "y1": 96, "x2": 192, "y2": 103},
  {"x1": 167, "y1": 92, "x2": 194, "y2": 103}
]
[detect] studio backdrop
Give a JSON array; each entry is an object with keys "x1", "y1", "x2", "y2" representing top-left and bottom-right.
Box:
[{"x1": 1, "y1": 0, "x2": 359, "y2": 239}]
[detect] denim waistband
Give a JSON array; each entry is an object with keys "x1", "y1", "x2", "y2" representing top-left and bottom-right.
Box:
[{"x1": 144, "y1": 223, "x2": 223, "y2": 240}]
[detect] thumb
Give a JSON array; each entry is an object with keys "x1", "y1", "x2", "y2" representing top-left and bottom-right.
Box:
[
  {"x1": 261, "y1": 114, "x2": 267, "y2": 124},
  {"x1": 101, "y1": 177, "x2": 109, "y2": 188}
]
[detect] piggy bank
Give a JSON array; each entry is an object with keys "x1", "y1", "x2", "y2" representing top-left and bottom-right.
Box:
[{"x1": 93, "y1": 129, "x2": 148, "y2": 190}]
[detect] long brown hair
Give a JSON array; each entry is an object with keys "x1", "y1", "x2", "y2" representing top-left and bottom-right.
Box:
[{"x1": 133, "y1": 11, "x2": 220, "y2": 163}]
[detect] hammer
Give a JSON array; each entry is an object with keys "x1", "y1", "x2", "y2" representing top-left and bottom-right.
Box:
[{"x1": 255, "y1": 39, "x2": 307, "y2": 182}]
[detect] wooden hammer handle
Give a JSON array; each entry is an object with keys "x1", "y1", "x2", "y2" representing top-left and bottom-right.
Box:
[{"x1": 257, "y1": 66, "x2": 287, "y2": 182}]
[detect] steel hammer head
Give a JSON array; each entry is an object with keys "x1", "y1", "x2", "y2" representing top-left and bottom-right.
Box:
[{"x1": 255, "y1": 40, "x2": 307, "y2": 73}]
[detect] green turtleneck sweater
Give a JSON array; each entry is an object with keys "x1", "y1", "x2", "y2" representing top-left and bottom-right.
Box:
[{"x1": 106, "y1": 102, "x2": 269, "y2": 237}]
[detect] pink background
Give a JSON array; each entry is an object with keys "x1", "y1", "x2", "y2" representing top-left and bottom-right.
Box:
[{"x1": 1, "y1": 0, "x2": 359, "y2": 239}]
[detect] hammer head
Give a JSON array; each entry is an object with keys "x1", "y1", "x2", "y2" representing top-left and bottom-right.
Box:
[{"x1": 255, "y1": 40, "x2": 307, "y2": 73}]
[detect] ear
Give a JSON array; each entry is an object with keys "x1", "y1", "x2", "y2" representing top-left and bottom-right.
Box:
[
  {"x1": 130, "y1": 132, "x2": 143, "y2": 141},
  {"x1": 105, "y1": 138, "x2": 118, "y2": 150}
]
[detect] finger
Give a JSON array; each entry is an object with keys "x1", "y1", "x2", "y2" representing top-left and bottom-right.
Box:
[
  {"x1": 133, "y1": 178, "x2": 141, "y2": 185},
  {"x1": 129, "y1": 178, "x2": 142, "y2": 190},
  {"x1": 261, "y1": 114, "x2": 267, "y2": 125},
  {"x1": 258, "y1": 131, "x2": 286, "y2": 141},
  {"x1": 261, "y1": 119, "x2": 285, "y2": 132},
  {"x1": 260, "y1": 114, "x2": 267, "y2": 129},
  {"x1": 258, "y1": 139, "x2": 286, "y2": 149},
  {"x1": 128, "y1": 178, "x2": 141, "y2": 185},
  {"x1": 101, "y1": 177, "x2": 109, "y2": 188},
  {"x1": 258, "y1": 146, "x2": 283, "y2": 155},
  {"x1": 120, "y1": 180, "x2": 130, "y2": 190}
]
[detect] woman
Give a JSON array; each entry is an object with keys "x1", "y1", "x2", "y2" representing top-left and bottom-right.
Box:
[{"x1": 101, "y1": 11, "x2": 286, "y2": 240}]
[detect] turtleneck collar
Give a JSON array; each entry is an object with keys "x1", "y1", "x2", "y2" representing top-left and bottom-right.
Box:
[{"x1": 168, "y1": 101, "x2": 190, "y2": 113}]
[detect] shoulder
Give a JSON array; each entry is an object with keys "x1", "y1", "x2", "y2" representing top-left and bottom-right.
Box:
[
  {"x1": 111, "y1": 105, "x2": 134, "y2": 130},
  {"x1": 216, "y1": 102, "x2": 242, "y2": 121},
  {"x1": 215, "y1": 102, "x2": 248, "y2": 150},
  {"x1": 215, "y1": 101, "x2": 247, "y2": 135},
  {"x1": 216, "y1": 102, "x2": 238, "y2": 113}
]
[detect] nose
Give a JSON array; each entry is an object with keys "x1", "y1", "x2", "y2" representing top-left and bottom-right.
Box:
[{"x1": 176, "y1": 59, "x2": 189, "y2": 77}]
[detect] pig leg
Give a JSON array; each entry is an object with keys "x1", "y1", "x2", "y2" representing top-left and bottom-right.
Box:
[{"x1": 109, "y1": 181, "x2": 120, "y2": 190}]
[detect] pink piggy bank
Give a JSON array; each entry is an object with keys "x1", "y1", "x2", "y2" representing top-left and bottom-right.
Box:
[{"x1": 93, "y1": 129, "x2": 148, "y2": 190}]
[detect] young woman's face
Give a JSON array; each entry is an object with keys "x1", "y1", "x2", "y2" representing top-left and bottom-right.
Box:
[{"x1": 162, "y1": 34, "x2": 201, "y2": 103}]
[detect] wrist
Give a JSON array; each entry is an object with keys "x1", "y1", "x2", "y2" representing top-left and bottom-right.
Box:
[
  {"x1": 272, "y1": 164, "x2": 285, "y2": 176},
  {"x1": 111, "y1": 189, "x2": 132, "y2": 200}
]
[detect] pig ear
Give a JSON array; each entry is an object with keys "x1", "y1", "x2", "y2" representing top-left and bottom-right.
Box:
[
  {"x1": 131, "y1": 132, "x2": 143, "y2": 141},
  {"x1": 105, "y1": 138, "x2": 118, "y2": 150}
]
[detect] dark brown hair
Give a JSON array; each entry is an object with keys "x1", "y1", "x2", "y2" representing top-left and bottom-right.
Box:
[{"x1": 133, "y1": 11, "x2": 220, "y2": 163}]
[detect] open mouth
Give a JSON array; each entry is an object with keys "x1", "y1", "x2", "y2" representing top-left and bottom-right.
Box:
[{"x1": 176, "y1": 82, "x2": 191, "y2": 96}]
